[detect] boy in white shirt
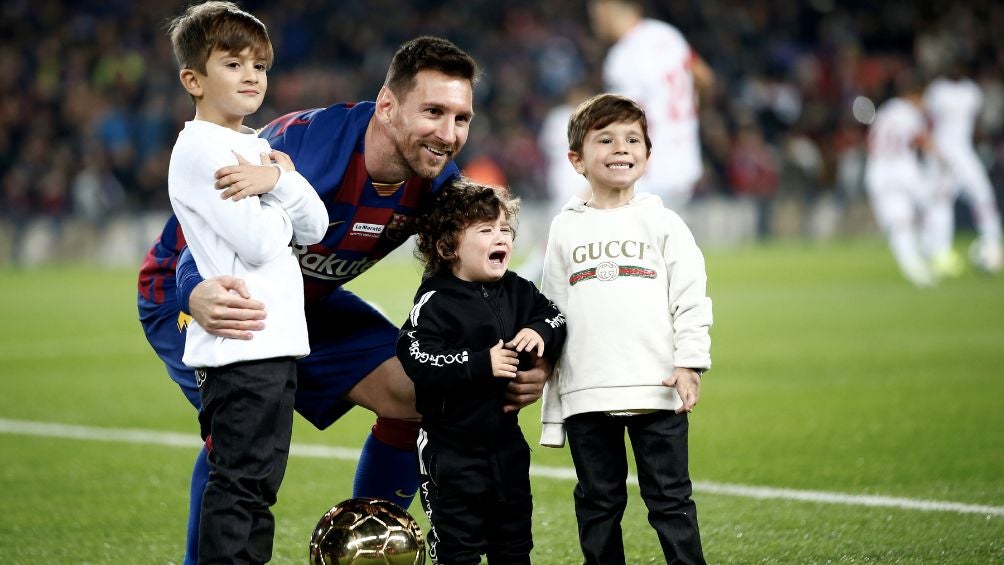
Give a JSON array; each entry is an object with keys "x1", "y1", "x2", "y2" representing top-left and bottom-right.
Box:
[
  {"x1": 165, "y1": 2, "x2": 327, "y2": 562},
  {"x1": 540, "y1": 93, "x2": 713, "y2": 565}
]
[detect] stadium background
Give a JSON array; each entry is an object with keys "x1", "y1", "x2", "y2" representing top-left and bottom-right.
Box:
[
  {"x1": 1, "y1": 0, "x2": 1003, "y2": 263},
  {"x1": 1, "y1": 1, "x2": 1003, "y2": 563}
]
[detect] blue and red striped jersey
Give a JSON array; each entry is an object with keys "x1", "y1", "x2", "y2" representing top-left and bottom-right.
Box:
[
  {"x1": 137, "y1": 101, "x2": 459, "y2": 305},
  {"x1": 138, "y1": 215, "x2": 186, "y2": 304}
]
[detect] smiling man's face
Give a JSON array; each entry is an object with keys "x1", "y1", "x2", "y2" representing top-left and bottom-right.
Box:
[{"x1": 386, "y1": 69, "x2": 474, "y2": 179}]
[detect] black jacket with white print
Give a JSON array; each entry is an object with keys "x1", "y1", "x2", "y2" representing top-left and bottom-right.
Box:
[{"x1": 397, "y1": 270, "x2": 566, "y2": 451}]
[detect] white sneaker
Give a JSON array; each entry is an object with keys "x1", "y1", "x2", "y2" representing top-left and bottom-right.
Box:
[
  {"x1": 969, "y1": 240, "x2": 1002, "y2": 275},
  {"x1": 903, "y1": 263, "x2": 936, "y2": 288}
]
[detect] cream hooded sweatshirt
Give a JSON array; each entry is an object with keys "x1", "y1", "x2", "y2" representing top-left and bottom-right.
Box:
[{"x1": 540, "y1": 193, "x2": 712, "y2": 447}]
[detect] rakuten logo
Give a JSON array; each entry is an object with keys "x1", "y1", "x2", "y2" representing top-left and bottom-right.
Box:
[{"x1": 296, "y1": 250, "x2": 379, "y2": 281}]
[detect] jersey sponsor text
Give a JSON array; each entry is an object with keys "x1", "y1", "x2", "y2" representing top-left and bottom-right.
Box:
[{"x1": 295, "y1": 247, "x2": 380, "y2": 281}]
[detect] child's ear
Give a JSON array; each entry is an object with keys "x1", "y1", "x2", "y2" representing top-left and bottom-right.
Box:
[
  {"x1": 436, "y1": 241, "x2": 454, "y2": 260},
  {"x1": 568, "y1": 150, "x2": 585, "y2": 175},
  {"x1": 179, "y1": 68, "x2": 203, "y2": 98}
]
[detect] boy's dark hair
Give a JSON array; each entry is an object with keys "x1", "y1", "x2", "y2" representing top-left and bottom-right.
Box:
[
  {"x1": 414, "y1": 177, "x2": 519, "y2": 277},
  {"x1": 567, "y1": 93, "x2": 651, "y2": 155},
  {"x1": 385, "y1": 36, "x2": 480, "y2": 98},
  {"x1": 168, "y1": 1, "x2": 274, "y2": 74}
]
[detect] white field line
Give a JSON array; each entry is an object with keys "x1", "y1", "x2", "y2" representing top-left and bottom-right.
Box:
[{"x1": 3, "y1": 418, "x2": 1001, "y2": 517}]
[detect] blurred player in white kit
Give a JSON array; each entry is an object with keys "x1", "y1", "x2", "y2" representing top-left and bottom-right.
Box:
[
  {"x1": 923, "y1": 64, "x2": 1003, "y2": 274},
  {"x1": 864, "y1": 75, "x2": 939, "y2": 287},
  {"x1": 539, "y1": 85, "x2": 593, "y2": 213},
  {"x1": 517, "y1": 86, "x2": 593, "y2": 284},
  {"x1": 588, "y1": 0, "x2": 714, "y2": 213}
]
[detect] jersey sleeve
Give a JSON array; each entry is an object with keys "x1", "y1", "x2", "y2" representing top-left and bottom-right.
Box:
[
  {"x1": 137, "y1": 215, "x2": 186, "y2": 305},
  {"x1": 175, "y1": 246, "x2": 203, "y2": 315},
  {"x1": 397, "y1": 290, "x2": 493, "y2": 393}
]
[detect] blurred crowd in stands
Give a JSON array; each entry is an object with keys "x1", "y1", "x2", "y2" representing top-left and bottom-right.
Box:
[{"x1": 1, "y1": 0, "x2": 1002, "y2": 237}]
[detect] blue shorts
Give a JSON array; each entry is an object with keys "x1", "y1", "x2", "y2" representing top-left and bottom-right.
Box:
[{"x1": 138, "y1": 286, "x2": 398, "y2": 430}]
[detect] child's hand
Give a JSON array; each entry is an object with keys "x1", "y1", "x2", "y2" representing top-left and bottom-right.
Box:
[
  {"x1": 663, "y1": 368, "x2": 702, "y2": 414},
  {"x1": 490, "y1": 339, "x2": 519, "y2": 379},
  {"x1": 507, "y1": 328, "x2": 545, "y2": 357},
  {"x1": 214, "y1": 150, "x2": 281, "y2": 201},
  {"x1": 270, "y1": 149, "x2": 296, "y2": 172}
]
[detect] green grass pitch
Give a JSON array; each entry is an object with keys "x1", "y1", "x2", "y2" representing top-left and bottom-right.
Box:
[{"x1": 1, "y1": 236, "x2": 1002, "y2": 563}]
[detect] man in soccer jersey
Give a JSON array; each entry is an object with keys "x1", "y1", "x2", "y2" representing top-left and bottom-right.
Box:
[
  {"x1": 924, "y1": 62, "x2": 1003, "y2": 275},
  {"x1": 589, "y1": 0, "x2": 715, "y2": 213},
  {"x1": 137, "y1": 36, "x2": 549, "y2": 564},
  {"x1": 864, "y1": 73, "x2": 939, "y2": 287}
]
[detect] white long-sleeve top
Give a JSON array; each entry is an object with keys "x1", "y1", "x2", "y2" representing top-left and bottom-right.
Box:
[
  {"x1": 864, "y1": 98, "x2": 929, "y2": 197},
  {"x1": 168, "y1": 120, "x2": 328, "y2": 368},
  {"x1": 539, "y1": 192, "x2": 713, "y2": 447},
  {"x1": 924, "y1": 77, "x2": 982, "y2": 155},
  {"x1": 866, "y1": 98, "x2": 926, "y2": 165}
]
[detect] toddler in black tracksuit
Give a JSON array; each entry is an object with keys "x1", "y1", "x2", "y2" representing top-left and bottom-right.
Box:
[{"x1": 397, "y1": 177, "x2": 567, "y2": 565}]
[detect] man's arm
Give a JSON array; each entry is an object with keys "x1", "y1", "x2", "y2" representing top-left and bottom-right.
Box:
[
  {"x1": 503, "y1": 354, "x2": 551, "y2": 413},
  {"x1": 692, "y1": 55, "x2": 715, "y2": 105},
  {"x1": 176, "y1": 247, "x2": 266, "y2": 340}
]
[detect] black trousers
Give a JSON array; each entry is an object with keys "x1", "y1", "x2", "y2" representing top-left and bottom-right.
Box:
[
  {"x1": 566, "y1": 410, "x2": 705, "y2": 565},
  {"x1": 417, "y1": 432, "x2": 533, "y2": 565},
  {"x1": 196, "y1": 357, "x2": 297, "y2": 565}
]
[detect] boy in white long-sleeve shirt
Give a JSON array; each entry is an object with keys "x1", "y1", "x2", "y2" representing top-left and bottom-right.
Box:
[
  {"x1": 165, "y1": 2, "x2": 328, "y2": 562},
  {"x1": 540, "y1": 93, "x2": 713, "y2": 565}
]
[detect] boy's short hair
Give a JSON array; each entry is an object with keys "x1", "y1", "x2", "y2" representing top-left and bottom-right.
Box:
[
  {"x1": 414, "y1": 177, "x2": 519, "y2": 277},
  {"x1": 168, "y1": 1, "x2": 274, "y2": 74},
  {"x1": 385, "y1": 36, "x2": 480, "y2": 98},
  {"x1": 567, "y1": 93, "x2": 652, "y2": 155}
]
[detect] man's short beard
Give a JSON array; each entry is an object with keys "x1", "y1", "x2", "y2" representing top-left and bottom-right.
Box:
[
  {"x1": 412, "y1": 158, "x2": 446, "y2": 180},
  {"x1": 398, "y1": 140, "x2": 447, "y2": 180}
]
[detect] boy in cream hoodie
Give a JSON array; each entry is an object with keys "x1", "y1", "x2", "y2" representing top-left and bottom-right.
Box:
[{"x1": 540, "y1": 93, "x2": 713, "y2": 565}]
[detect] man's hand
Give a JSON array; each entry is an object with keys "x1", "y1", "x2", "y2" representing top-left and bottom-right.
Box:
[
  {"x1": 663, "y1": 368, "x2": 702, "y2": 414},
  {"x1": 189, "y1": 276, "x2": 266, "y2": 340},
  {"x1": 503, "y1": 354, "x2": 552, "y2": 413},
  {"x1": 214, "y1": 151, "x2": 282, "y2": 201}
]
